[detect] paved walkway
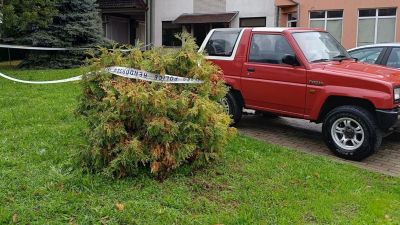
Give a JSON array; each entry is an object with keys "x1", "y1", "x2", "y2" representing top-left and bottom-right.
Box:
[{"x1": 237, "y1": 115, "x2": 400, "y2": 177}]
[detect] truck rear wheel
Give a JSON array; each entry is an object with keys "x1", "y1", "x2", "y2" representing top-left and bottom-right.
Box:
[
  {"x1": 221, "y1": 91, "x2": 242, "y2": 125},
  {"x1": 322, "y1": 106, "x2": 382, "y2": 161}
]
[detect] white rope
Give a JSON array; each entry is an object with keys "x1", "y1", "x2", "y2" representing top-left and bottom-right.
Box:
[
  {"x1": 0, "y1": 43, "x2": 153, "y2": 52},
  {"x1": 0, "y1": 72, "x2": 82, "y2": 84},
  {"x1": 0, "y1": 67, "x2": 203, "y2": 85},
  {"x1": 0, "y1": 44, "x2": 89, "y2": 51}
]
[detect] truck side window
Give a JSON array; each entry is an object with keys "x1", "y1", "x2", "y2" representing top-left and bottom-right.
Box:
[
  {"x1": 205, "y1": 30, "x2": 241, "y2": 57},
  {"x1": 249, "y1": 34, "x2": 295, "y2": 64}
]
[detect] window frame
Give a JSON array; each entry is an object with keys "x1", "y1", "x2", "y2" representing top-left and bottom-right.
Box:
[
  {"x1": 287, "y1": 13, "x2": 298, "y2": 27},
  {"x1": 239, "y1": 17, "x2": 267, "y2": 28},
  {"x1": 309, "y1": 10, "x2": 344, "y2": 43},
  {"x1": 200, "y1": 29, "x2": 245, "y2": 61},
  {"x1": 356, "y1": 8, "x2": 397, "y2": 47},
  {"x1": 246, "y1": 32, "x2": 298, "y2": 67}
]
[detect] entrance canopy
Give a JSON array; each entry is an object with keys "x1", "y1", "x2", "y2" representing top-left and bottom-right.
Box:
[{"x1": 173, "y1": 12, "x2": 239, "y2": 24}]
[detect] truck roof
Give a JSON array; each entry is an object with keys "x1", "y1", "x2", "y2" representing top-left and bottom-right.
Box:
[{"x1": 212, "y1": 27, "x2": 322, "y2": 33}]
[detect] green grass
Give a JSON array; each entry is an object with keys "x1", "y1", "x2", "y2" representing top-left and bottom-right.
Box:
[{"x1": 0, "y1": 62, "x2": 399, "y2": 225}]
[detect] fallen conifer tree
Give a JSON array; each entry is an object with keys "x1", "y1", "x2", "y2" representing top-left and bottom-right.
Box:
[{"x1": 77, "y1": 33, "x2": 236, "y2": 179}]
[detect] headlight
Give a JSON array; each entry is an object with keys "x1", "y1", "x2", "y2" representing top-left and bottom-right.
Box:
[{"x1": 395, "y1": 88, "x2": 400, "y2": 103}]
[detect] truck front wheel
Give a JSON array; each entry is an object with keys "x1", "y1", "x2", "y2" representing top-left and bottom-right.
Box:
[
  {"x1": 322, "y1": 106, "x2": 382, "y2": 161},
  {"x1": 221, "y1": 91, "x2": 242, "y2": 125}
]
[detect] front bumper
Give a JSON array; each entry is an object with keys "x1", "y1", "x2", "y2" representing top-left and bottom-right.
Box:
[{"x1": 376, "y1": 108, "x2": 400, "y2": 131}]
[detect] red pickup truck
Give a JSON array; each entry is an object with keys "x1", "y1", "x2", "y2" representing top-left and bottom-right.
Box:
[{"x1": 199, "y1": 27, "x2": 400, "y2": 161}]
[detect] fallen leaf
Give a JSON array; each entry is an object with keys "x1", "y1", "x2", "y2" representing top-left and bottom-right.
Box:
[
  {"x1": 12, "y1": 213, "x2": 17, "y2": 223},
  {"x1": 69, "y1": 217, "x2": 77, "y2": 225},
  {"x1": 101, "y1": 216, "x2": 109, "y2": 225},
  {"x1": 115, "y1": 203, "x2": 125, "y2": 211}
]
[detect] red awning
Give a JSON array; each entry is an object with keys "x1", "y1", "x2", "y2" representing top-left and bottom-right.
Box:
[{"x1": 173, "y1": 12, "x2": 239, "y2": 24}]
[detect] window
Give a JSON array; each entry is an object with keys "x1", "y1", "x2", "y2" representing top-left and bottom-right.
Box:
[
  {"x1": 287, "y1": 13, "x2": 297, "y2": 27},
  {"x1": 248, "y1": 34, "x2": 294, "y2": 64},
  {"x1": 205, "y1": 30, "x2": 241, "y2": 57},
  {"x1": 349, "y1": 47, "x2": 384, "y2": 64},
  {"x1": 309, "y1": 10, "x2": 343, "y2": 43},
  {"x1": 240, "y1": 17, "x2": 266, "y2": 27},
  {"x1": 162, "y1": 21, "x2": 182, "y2": 47},
  {"x1": 293, "y1": 32, "x2": 349, "y2": 63},
  {"x1": 387, "y1": 48, "x2": 400, "y2": 68},
  {"x1": 357, "y1": 8, "x2": 397, "y2": 46}
]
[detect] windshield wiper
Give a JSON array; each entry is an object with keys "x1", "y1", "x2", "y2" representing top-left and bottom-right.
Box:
[
  {"x1": 311, "y1": 58, "x2": 330, "y2": 63},
  {"x1": 332, "y1": 55, "x2": 352, "y2": 62}
]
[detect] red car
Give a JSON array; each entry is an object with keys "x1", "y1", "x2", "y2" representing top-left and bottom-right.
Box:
[{"x1": 199, "y1": 27, "x2": 400, "y2": 161}]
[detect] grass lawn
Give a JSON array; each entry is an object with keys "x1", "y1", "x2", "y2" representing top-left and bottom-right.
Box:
[{"x1": 0, "y1": 62, "x2": 399, "y2": 225}]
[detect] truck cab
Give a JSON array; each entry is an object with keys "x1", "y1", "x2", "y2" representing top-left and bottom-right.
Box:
[{"x1": 199, "y1": 27, "x2": 400, "y2": 161}]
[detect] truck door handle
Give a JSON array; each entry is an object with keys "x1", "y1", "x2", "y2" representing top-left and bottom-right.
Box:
[{"x1": 247, "y1": 68, "x2": 255, "y2": 72}]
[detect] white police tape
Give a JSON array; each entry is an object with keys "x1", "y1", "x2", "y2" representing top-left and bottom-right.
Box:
[
  {"x1": 0, "y1": 66, "x2": 203, "y2": 84},
  {"x1": 105, "y1": 67, "x2": 203, "y2": 84}
]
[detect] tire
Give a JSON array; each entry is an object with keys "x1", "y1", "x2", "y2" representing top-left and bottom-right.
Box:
[
  {"x1": 221, "y1": 91, "x2": 242, "y2": 125},
  {"x1": 322, "y1": 105, "x2": 382, "y2": 161}
]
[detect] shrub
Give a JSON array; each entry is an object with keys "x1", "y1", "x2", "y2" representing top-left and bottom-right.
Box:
[{"x1": 77, "y1": 33, "x2": 236, "y2": 179}]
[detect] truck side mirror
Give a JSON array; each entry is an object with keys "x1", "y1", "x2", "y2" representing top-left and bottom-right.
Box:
[{"x1": 282, "y1": 55, "x2": 299, "y2": 66}]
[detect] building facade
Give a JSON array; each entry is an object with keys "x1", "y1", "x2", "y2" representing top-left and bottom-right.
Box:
[
  {"x1": 98, "y1": 0, "x2": 400, "y2": 50},
  {"x1": 275, "y1": 0, "x2": 400, "y2": 49},
  {"x1": 98, "y1": 0, "x2": 276, "y2": 47},
  {"x1": 152, "y1": 0, "x2": 276, "y2": 46},
  {"x1": 98, "y1": 0, "x2": 150, "y2": 45}
]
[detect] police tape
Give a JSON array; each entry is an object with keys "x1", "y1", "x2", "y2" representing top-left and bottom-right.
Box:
[
  {"x1": 105, "y1": 67, "x2": 203, "y2": 84},
  {"x1": 0, "y1": 66, "x2": 203, "y2": 84}
]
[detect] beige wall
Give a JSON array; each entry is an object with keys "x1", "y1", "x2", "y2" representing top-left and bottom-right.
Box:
[
  {"x1": 194, "y1": 0, "x2": 226, "y2": 13},
  {"x1": 276, "y1": 0, "x2": 400, "y2": 49}
]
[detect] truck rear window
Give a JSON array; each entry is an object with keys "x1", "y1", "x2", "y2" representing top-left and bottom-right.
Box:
[{"x1": 205, "y1": 30, "x2": 241, "y2": 57}]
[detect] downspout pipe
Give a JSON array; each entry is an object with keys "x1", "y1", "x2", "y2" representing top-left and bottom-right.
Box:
[{"x1": 145, "y1": 0, "x2": 153, "y2": 49}]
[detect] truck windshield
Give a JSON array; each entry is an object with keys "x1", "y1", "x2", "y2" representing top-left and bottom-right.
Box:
[{"x1": 292, "y1": 32, "x2": 351, "y2": 63}]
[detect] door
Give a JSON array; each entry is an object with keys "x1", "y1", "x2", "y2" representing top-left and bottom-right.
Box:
[
  {"x1": 106, "y1": 16, "x2": 130, "y2": 44},
  {"x1": 241, "y1": 33, "x2": 307, "y2": 117},
  {"x1": 193, "y1": 24, "x2": 211, "y2": 46},
  {"x1": 136, "y1": 21, "x2": 146, "y2": 44}
]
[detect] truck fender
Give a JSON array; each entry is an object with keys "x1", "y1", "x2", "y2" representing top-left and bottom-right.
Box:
[{"x1": 308, "y1": 86, "x2": 392, "y2": 121}]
